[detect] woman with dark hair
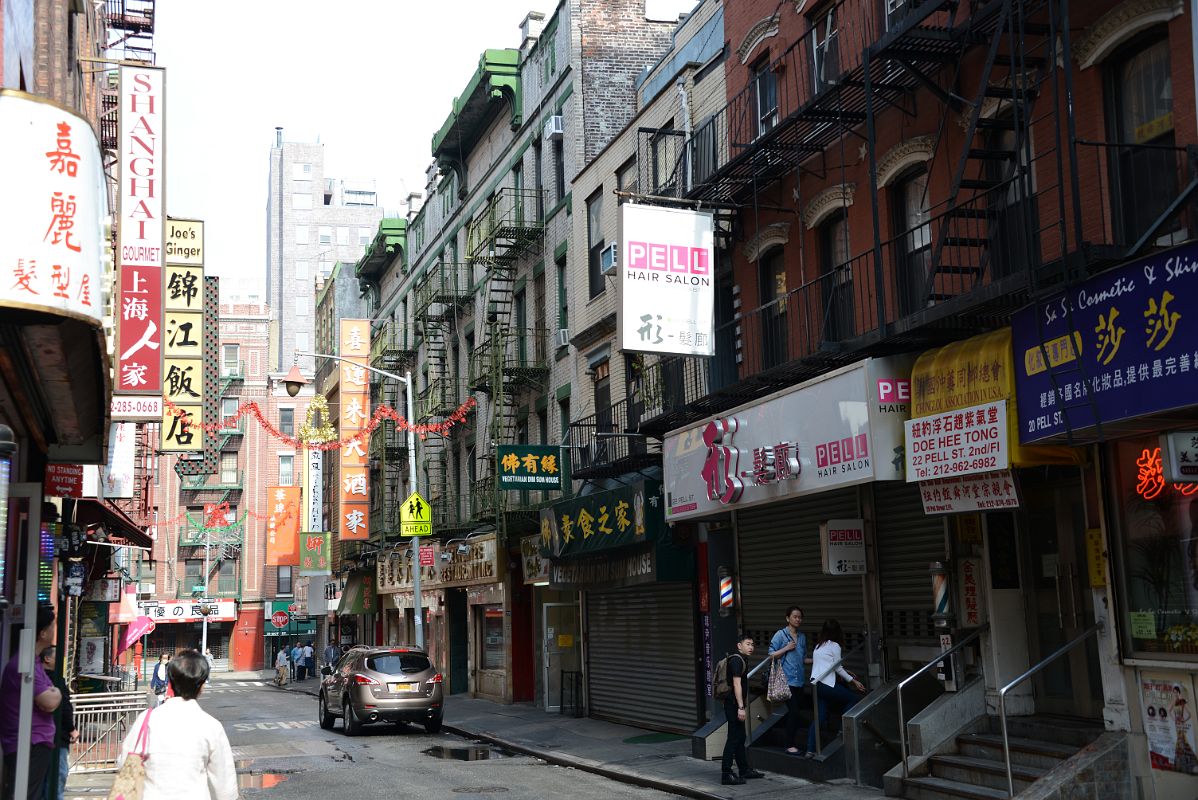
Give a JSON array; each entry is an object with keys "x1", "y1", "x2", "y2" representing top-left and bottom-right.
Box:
[
  {"x1": 805, "y1": 619, "x2": 864, "y2": 758},
  {"x1": 117, "y1": 650, "x2": 237, "y2": 800}
]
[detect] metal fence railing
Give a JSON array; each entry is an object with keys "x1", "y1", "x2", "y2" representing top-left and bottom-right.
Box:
[{"x1": 70, "y1": 691, "x2": 150, "y2": 773}]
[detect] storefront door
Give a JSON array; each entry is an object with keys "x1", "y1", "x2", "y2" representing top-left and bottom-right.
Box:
[
  {"x1": 1020, "y1": 478, "x2": 1103, "y2": 718},
  {"x1": 542, "y1": 603, "x2": 580, "y2": 711}
]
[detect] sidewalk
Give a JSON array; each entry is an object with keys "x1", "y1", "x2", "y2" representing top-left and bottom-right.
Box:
[{"x1": 253, "y1": 673, "x2": 880, "y2": 800}]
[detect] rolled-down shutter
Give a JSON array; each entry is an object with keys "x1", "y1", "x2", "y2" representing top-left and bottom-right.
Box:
[
  {"x1": 585, "y1": 583, "x2": 697, "y2": 733},
  {"x1": 735, "y1": 489, "x2": 868, "y2": 675},
  {"x1": 873, "y1": 481, "x2": 947, "y2": 670}
]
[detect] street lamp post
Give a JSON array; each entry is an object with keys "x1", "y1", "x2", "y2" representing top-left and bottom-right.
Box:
[{"x1": 285, "y1": 352, "x2": 423, "y2": 649}]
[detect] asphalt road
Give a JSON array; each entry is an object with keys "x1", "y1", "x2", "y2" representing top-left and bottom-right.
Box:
[{"x1": 201, "y1": 680, "x2": 675, "y2": 800}]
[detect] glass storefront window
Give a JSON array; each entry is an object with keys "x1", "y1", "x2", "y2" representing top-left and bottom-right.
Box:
[
  {"x1": 1113, "y1": 434, "x2": 1198, "y2": 657},
  {"x1": 480, "y1": 605, "x2": 504, "y2": 670}
]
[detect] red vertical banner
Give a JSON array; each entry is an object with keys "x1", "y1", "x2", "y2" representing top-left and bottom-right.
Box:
[
  {"x1": 266, "y1": 486, "x2": 301, "y2": 565},
  {"x1": 338, "y1": 319, "x2": 371, "y2": 541}
]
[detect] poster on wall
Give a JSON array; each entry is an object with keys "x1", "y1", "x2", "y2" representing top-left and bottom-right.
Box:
[
  {"x1": 79, "y1": 637, "x2": 106, "y2": 674},
  {"x1": 1141, "y1": 673, "x2": 1198, "y2": 774}
]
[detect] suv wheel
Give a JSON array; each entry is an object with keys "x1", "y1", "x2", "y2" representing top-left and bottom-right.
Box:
[
  {"x1": 424, "y1": 716, "x2": 442, "y2": 734},
  {"x1": 343, "y1": 699, "x2": 362, "y2": 736},
  {"x1": 318, "y1": 694, "x2": 334, "y2": 730}
]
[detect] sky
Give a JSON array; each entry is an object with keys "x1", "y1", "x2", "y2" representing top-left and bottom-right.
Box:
[{"x1": 154, "y1": 1, "x2": 698, "y2": 300}]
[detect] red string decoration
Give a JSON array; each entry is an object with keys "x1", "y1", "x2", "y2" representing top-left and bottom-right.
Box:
[{"x1": 162, "y1": 397, "x2": 477, "y2": 451}]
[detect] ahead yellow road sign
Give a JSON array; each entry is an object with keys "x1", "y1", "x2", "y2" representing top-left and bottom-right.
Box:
[{"x1": 400, "y1": 491, "x2": 432, "y2": 537}]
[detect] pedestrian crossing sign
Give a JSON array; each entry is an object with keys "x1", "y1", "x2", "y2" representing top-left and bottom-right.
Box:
[{"x1": 400, "y1": 491, "x2": 432, "y2": 537}]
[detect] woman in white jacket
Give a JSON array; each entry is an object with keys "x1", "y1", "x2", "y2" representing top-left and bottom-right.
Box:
[
  {"x1": 117, "y1": 650, "x2": 237, "y2": 800},
  {"x1": 806, "y1": 619, "x2": 865, "y2": 757}
]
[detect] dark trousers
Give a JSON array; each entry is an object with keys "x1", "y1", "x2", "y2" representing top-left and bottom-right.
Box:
[
  {"x1": 720, "y1": 700, "x2": 749, "y2": 775},
  {"x1": 807, "y1": 682, "x2": 860, "y2": 753},
  {"x1": 783, "y1": 685, "x2": 806, "y2": 749},
  {"x1": 3, "y1": 744, "x2": 55, "y2": 800}
]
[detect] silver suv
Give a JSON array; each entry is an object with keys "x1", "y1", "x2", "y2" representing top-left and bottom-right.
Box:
[{"x1": 319, "y1": 646, "x2": 444, "y2": 735}]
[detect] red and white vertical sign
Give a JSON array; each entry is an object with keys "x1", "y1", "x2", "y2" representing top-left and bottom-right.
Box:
[{"x1": 115, "y1": 65, "x2": 165, "y2": 399}]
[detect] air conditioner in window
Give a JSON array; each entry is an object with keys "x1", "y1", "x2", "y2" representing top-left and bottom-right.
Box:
[
  {"x1": 555, "y1": 328, "x2": 570, "y2": 349},
  {"x1": 599, "y1": 242, "x2": 617, "y2": 275},
  {"x1": 137, "y1": 582, "x2": 155, "y2": 596},
  {"x1": 544, "y1": 115, "x2": 564, "y2": 141}
]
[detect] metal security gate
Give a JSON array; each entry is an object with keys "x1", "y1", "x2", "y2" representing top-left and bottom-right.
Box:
[
  {"x1": 585, "y1": 583, "x2": 697, "y2": 733},
  {"x1": 872, "y1": 481, "x2": 946, "y2": 674},
  {"x1": 736, "y1": 489, "x2": 868, "y2": 673},
  {"x1": 71, "y1": 692, "x2": 149, "y2": 773}
]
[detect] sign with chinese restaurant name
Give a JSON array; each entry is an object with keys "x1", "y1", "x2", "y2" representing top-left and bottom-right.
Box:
[
  {"x1": 619, "y1": 203, "x2": 715, "y2": 357},
  {"x1": 905, "y1": 401, "x2": 1009, "y2": 481},
  {"x1": 539, "y1": 480, "x2": 663, "y2": 558},
  {"x1": 339, "y1": 319, "x2": 371, "y2": 541},
  {"x1": 115, "y1": 65, "x2": 166, "y2": 403},
  {"x1": 521, "y1": 535, "x2": 550, "y2": 584},
  {"x1": 399, "y1": 491, "x2": 432, "y2": 537},
  {"x1": 0, "y1": 91, "x2": 107, "y2": 326},
  {"x1": 340, "y1": 571, "x2": 377, "y2": 615},
  {"x1": 160, "y1": 218, "x2": 205, "y2": 452},
  {"x1": 299, "y1": 532, "x2": 331, "y2": 576},
  {"x1": 1013, "y1": 241, "x2": 1198, "y2": 443},
  {"x1": 497, "y1": 445, "x2": 564, "y2": 490},
  {"x1": 663, "y1": 357, "x2": 913, "y2": 521},
  {"x1": 137, "y1": 599, "x2": 236, "y2": 623},
  {"x1": 266, "y1": 486, "x2": 301, "y2": 566},
  {"x1": 919, "y1": 469, "x2": 1020, "y2": 514},
  {"x1": 820, "y1": 519, "x2": 866, "y2": 576}
]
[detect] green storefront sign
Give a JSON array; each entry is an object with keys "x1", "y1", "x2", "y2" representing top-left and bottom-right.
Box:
[
  {"x1": 538, "y1": 480, "x2": 665, "y2": 557},
  {"x1": 263, "y1": 600, "x2": 314, "y2": 638},
  {"x1": 497, "y1": 444, "x2": 565, "y2": 490},
  {"x1": 299, "y1": 532, "x2": 331, "y2": 575}
]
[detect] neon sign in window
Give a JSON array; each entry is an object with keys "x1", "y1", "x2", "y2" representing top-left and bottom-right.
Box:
[{"x1": 1135, "y1": 447, "x2": 1198, "y2": 498}]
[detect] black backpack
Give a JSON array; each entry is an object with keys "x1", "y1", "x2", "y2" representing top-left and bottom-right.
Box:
[{"x1": 712, "y1": 653, "x2": 743, "y2": 700}]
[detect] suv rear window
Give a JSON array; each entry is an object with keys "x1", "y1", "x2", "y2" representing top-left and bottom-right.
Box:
[{"x1": 366, "y1": 653, "x2": 431, "y2": 675}]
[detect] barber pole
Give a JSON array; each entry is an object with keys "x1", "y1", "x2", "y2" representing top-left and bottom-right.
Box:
[{"x1": 719, "y1": 576, "x2": 734, "y2": 609}]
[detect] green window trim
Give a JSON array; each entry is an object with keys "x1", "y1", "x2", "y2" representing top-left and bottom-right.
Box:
[{"x1": 555, "y1": 383, "x2": 571, "y2": 401}]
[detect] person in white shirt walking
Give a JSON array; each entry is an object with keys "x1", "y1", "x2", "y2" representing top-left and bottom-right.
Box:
[
  {"x1": 301, "y1": 643, "x2": 314, "y2": 680},
  {"x1": 117, "y1": 650, "x2": 237, "y2": 800},
  {"x1": 806, "y1": 619, "x2": 864, "y2": 757},
  {"x1": 274, "y1": 648, "x2": 289, "y2": 687}
]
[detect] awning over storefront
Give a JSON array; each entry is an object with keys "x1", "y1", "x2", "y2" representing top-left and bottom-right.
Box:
[
  {"x1": 909, "y1": 328, "x2": 1078, "y2": 467},
  {"x1": 338, "y1": 570, "x2": 377, "y2": 615},
  {"x1": 75, "y1": 499, "x2": 152, "y2": 548}
]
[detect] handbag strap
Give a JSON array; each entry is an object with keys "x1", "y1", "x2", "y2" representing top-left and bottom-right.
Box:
[{"x1": 133, "y1": 708, "x2": 153, "y2": 757}]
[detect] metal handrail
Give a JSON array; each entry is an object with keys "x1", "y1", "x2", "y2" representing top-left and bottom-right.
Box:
[
  {"x1": 811, "y1": 635, "x2": 870, "y2": 754},
  {"x1": 897, "y1": 624, "x2": 990, "y2": 777},
  {"x1": 998, "y1": 621, "x2": 1104, "y2": 797}
]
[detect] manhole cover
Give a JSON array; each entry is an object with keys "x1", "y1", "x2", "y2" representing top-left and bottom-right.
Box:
[{"x1": 451, "y1": 789, "x2": 509, "y2": 794}]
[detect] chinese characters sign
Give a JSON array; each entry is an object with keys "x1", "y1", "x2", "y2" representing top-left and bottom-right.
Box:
[
  {"x1": 306, "y1": 450, "x2": 324, "y2": 531},
  {"x1": 663, "y1": 357, "x2": 912, "y2": 521},
  {"x1": 958, "y1": 557, "x2": 984, "y2": 627},
  {"x1": 521, "y1": 535, "x2": 550, "y2": 584},
  {"x1": 115, "y1": 65, "x2": 166, "y2": 399},
  {"x1": 137, "y1": 599, "x2": 236, "y2": 623},
  {"x1": 0, "y1": 91, "x2": 107, "y2": 325},
  {"x1": 539, "y1": 480, "x2": 663, "y2": 558},
  {"x1": 160, "y1": 219, "x2": 205, "y2": 452},
  {"x1": 905, "y1": 401, "x2": 1009, "y2": 481},
  {"x1": 1013, "y1": 242, "x2": 1198, "y2": 442},
  {"x1": 266, "y1": 486, "x2": 301, "y2": 566},
  {"x1": 918, "y1": 469, "x2": 1020, "y2": 514},
  {"x1": 497, "y1": 444, "x2": 564, "y2": 490},
  {"x1": 619, "y1": 203, "x2": 715, "y2": 357},
  {"x1": 299, "y1": 532, "x2": 331, "y2": 576},
  {"x1": 339, "y1": 319, "x2": 371, "y2": 541}
]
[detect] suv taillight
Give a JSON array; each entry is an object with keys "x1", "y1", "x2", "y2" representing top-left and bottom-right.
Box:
[
  {"x1": 426, "y1": 673, "x2": 443, "y2": 685},
  {"x1": 352, "y1": 674, "x2": 380, "y2": 685}
]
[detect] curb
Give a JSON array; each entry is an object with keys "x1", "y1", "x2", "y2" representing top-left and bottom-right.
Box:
[{"x1": 442, "y1": 721, "x2": 729, "y2": 800}]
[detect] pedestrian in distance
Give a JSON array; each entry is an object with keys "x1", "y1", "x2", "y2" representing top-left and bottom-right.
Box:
[
  {"x1": 323, "y1": 641, "x2": 340, "y2": 671},
  {"x1": 150, "y1": 653, "x2": 170, "y2": 706},
  {"x1": 768, "y1": 606, "x2": 809, "y2": 754},
  {"x1": 290, "y1": 642, "x2": 303, "y2": 681},
  {"x1": 274, "y1": 647, "x2": 289, "y2": 687},
  {"x1": 719, "y1": 632, "x2": 765, "y2": 786},
  {"x1": 117, "y1": 650, "x2": 237, "y2": 800},
  {"x1": 0, "y1": 605, "x2": 62, "y2": 800},
  {"x1": 302, "y1": 642, "x2": 314, "y2": 680},
  {"x1": 805, "y1": 619, "x2": 865, "y2": 758},
  {"x1": 39, "y1": 647, "x2": 77, "y2": 800}
]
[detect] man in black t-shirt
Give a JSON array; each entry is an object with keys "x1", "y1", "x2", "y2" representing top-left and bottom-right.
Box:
[{"x1": 721, "y1": 633, "x2": 765, "y2": 785}]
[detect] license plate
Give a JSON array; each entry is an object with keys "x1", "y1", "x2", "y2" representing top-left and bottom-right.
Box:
[{"x1": 389, "y1": 682, "x2": 418, "y2": 692}]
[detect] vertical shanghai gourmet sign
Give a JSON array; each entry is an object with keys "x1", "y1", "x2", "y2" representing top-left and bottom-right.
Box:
[
  {"x1": 160, "y1": 219, "x2": 204, "y2": 452},
  {"x1": 618, "y1": 203, "x2": 715, "y2": 357},
  {"x1": 338, "y1": 320, "x2": 371, "y2": 541},
  {"x1": 0, "y1": 91, "x2": 107, "y2": 326},
  {"x1": 115, "y1": 65, "x2": 166, "y2": 403}
]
